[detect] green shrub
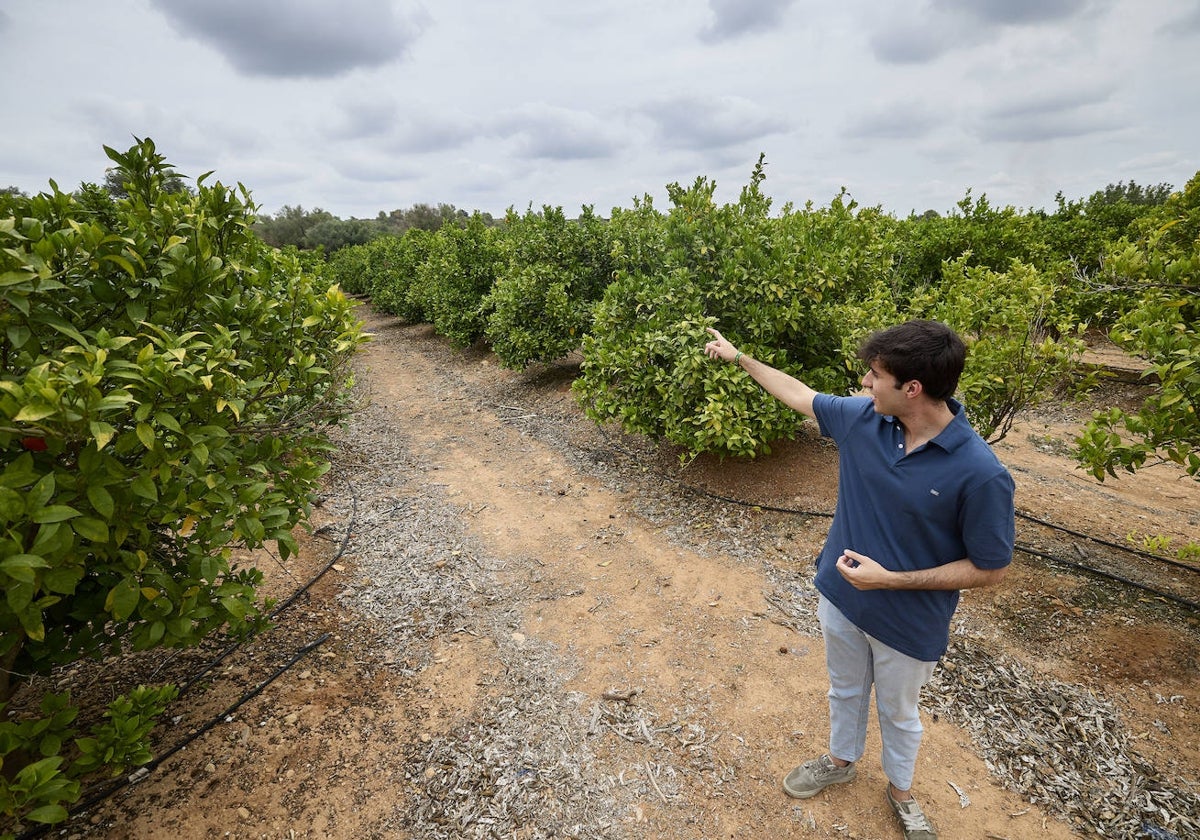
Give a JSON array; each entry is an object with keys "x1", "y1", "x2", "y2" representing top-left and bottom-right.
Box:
[
  {"x1": 834, "y1": 258, "x2": 1085, "y2": 443},
  {"x1": 1077, "y1": 172, "x2": 1200, "y2": 480},
  {"x1": 485, "y1": 205, "x2": 614, "y2": 368},
  {"x1": 573, "y1": 156, "x2": 897, "y2": 458},
  {"x1": 370, "y1": 228, "x2": 434, "y2": 323},
  {"x1": 0, "y1": 138, "x2": 366, "y2": 831},
  {"x1": 324, "y1": 242, "x2": 373, "y2": 296},
  {"x1": 408, "y1": 213, "x2": 504, "y2": 347}
]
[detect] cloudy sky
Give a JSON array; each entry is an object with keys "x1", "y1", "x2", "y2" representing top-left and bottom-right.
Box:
[{"x1": 3, "y1": 0, "x2": 1198, "y2": 221}]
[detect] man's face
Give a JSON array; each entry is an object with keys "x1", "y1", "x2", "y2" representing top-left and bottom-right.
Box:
[{"x1": 861, "y1": 361, "x2": 906, "y2": 415}]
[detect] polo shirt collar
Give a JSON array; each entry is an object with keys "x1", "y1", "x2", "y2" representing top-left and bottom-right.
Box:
[{"x1": 882, "y1": 398, "x2": 973, "y2": 453}]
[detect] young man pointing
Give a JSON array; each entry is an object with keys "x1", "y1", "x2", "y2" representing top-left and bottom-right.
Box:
[{"x1": 704, "y1": 320, "x2": 1015, "y2": 840}]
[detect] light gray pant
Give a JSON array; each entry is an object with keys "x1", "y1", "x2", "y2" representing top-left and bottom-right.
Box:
[{"x1": 818, "y1": 595, "x2": 937, "y2": 791}]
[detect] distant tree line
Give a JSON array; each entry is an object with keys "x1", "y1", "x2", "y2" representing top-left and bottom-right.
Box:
[{"x1": 253, "y1": 203, "x2": 497, "y2": 253}]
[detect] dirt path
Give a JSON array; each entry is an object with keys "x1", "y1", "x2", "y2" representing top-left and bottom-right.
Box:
[{"x1": 53, "y1": 307, "x2": 1200, "y2": 839}]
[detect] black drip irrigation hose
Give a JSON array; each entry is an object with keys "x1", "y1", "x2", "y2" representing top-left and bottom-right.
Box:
[
  {"x1": 13, "y1": 488, "x2": 361, "y2": 837},
  {"x1": 176, "y1": 487, "x2": 358, "y2": 699},
  {"x1": 19, "y1": 633, "x2": 331, "y2": 840},
  {"x1": 594, "y1": 425, "x2": 1200, "y2": 613},
  {"x1": 1015, "y1": 543, "x2": 1200, "y2": 614},
  {"x1": 1016, "y1": 508, "x2": 1200, "y2": 575}
]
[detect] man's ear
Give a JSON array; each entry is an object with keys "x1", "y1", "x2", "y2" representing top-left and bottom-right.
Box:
[{"x1": 905, "y1": 379, "x2": 923, "y2": 398}]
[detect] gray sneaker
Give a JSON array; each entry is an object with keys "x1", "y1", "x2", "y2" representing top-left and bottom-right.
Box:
[
  {"x1": 782, "y1": 754, "x2": 856, "y2": 799},
  {"x1": 887, "y1": 786, "x2": 938, "y2": 839}
]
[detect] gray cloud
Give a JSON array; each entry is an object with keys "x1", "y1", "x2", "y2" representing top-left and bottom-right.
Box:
[
  {"x1": 641, "y1": 95, "x2": 789, "y2": 151},
  {"x1": 1163, "y1": 1, "x2": 1200, "y2": 34},
  {"x1": 329, "y1": 98, "x2": 481, "y2": 155},
  {"x1": 868, "y1": 15, "x2": 972, "y2": 64},
  {"x1": 390, "y1": 112, "x2": 481, "y2": 155},
  {"x1": 491, "y1": 105, "x2": 625, "y2": 161},
  {"x1": 933, "y1": 0, "x2": 1094, "y2": 26},
  {"x1": 843, "y1": 102, "x2": 938, "y2": 141},
  {"x1": 151, "y1": 0, "x2": 428, "y2": 78},
  {"x1": 977, "y1": 87, "x2": 1122, "y2": 142},
  {"x1": 870, "y1": 0, "x2": 1103, "y2": 64},
  {"x1": 699, "y1": 0, "x2": 796, "y2": 43},
  {"x1": 0, "y1": 10, "x2": 11, "y2": 35}
]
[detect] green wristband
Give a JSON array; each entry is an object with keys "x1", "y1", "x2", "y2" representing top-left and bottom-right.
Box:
[{"x1": 733, "y1": 351, "x2": 743, "y2": 365}]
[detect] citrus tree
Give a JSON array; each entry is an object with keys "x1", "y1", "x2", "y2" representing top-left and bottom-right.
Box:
[
  {"x1": 1076, "y1": 172, "x2": 1200, "y2": 480},
  {"x1": 485, "y1": 205, "x2": 614, "y2": 369},
  {"x1": 407, "y1": 213, "x2": 504, "y2": 347},
  {"x1": 573, "y1": 156, "x2": 896, "y2": 458},
  {"x1": 0, "y1": 138, "x2": 365, "y2": 832}
]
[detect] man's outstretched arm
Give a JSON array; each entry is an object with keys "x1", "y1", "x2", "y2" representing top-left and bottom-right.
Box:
[{"x1": 704, "y1": 327, "x2": 819, "y2": 419}]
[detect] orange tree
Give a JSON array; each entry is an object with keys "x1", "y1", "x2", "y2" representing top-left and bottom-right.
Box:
[
  {"x1": 0, "y1": 139, "x2": 365, "y2": 832},
  {"x1": 573, "y1": 156, "x2": 896, "y2": 458},
  {"x1": 485, "y1": 205, "x2": 615, "y2": 369},
  {"x1": 1076, "y1": 171, "x2": 1200, "y2": 480}
]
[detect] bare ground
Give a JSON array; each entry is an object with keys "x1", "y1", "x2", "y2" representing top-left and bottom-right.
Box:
[{"x1": 20, "y1": 306, "x2": 1200, "y2": 840}]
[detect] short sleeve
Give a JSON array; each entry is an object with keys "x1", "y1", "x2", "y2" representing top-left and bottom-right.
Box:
[{"x1": 961, "y1": 470, "x2": 1016, "y2": 569}]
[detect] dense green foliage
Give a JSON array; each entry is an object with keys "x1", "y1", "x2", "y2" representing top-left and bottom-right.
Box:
[
  {"x1": 1076, "y1": 172, "x2": 1200, "y2": 479},
  {"x1": 0, "y1": 139, "x2": 365, "y2": 832},
  {"x1": 366, "y1": 228, "x2": 435, "y2": 322},
  {"x1": 253, "y1": 202, "x2": 492, "y2": 254},
  {"x1": 485, "y1": 205, "x2": 614, "y2": 369},
  {"x1": 575, "y1": 157, "x2": 899, "y2": 457},
  {"x1": 330, "y1": 156, "x2": 1192, "y2": 474},
  {"x1": 405, "y1": 213, "x2": 505, "y2": 347}
]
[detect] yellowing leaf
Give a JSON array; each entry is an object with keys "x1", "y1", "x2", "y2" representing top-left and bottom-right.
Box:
[{"x1": 179, "y1": 515, "x2": 197, "y2": 536}]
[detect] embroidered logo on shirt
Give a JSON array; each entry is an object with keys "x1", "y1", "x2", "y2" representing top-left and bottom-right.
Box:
[{"x1": 929, "y1": 489, "x2": 940, "y2": 496}]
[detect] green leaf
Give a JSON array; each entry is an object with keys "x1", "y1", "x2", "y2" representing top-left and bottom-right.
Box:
[
  {"x1": 43, "y1": 564, "x2": 84, "y2": 595},
  {"x1": 7, "y1": 580, "x2": 34, "y2": 612},
  {"x1": 14, "y1": 403, "x2": 56, "y2": 422},
  {"x1": 26, "y1": 804, "x2": 70, "y2": 825},
  {"x1": 136, "y1": 422, "x2": 156, "y2": 450},
  {"x1": 105, "y1": 578, "x2": 140, "y2": 621},
  {"x1": 0, "y1": 554, "x2": 50, "y2": 583},
  {"x1": 7, "y1": 323, "x2": 31, "y2": 348},
  {"x1": 18, "y1": 604, "x2": 45, "y2": 641},
  {"x1": 86, "y1": 484, "x2": 115, "y2": 519},
  {"x1": 100, "y1": 253, "x2": 138, "y2": 277},
  {"x1": 154, "y1": 411, "x2": 182, "y2": 433},
  {"x1": 131, "y1": 473, "x2": 158, "y2": 502},
  {"x1": 0, "y1": 486, "x2": 24, "y2": 520},
  {"x1": 90, "y1": 421, "x2": 117, "y2": 450},
  {"x1": 31, "y1": 505, "x2": 82, "y2": 524},
  {"x1": 73, "y1": 516, "x2": 110, "y2": 543}
]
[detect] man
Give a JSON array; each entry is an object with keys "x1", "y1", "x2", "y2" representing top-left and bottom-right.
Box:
[{"x1": 703, "y1": 320, "x2": 1014, "y2": 840}]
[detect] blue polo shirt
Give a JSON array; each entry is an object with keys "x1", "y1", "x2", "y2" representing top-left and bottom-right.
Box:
[{"x1": 812, "y1": 393, "x2": 1015, "y2": 661}]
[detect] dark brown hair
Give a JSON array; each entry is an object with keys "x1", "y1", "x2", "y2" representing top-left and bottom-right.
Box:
[{"x1": 857, "y1": 320, "x2": 966, "y2": 401}]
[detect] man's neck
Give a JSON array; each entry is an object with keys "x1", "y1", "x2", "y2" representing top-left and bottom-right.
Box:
[{"x1": 897, "y1": 400, "x2": 955, "y2": 450}]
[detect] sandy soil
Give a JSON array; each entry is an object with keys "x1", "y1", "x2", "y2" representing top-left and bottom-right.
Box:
[{"x1": 28, "y1": 306, "x2": 1200, "y2": 840}]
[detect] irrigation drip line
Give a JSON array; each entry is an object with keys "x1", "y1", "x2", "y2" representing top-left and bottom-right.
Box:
[
  {"x1": 20, "y1": 633, "x2": 331, "y2": 840},
  {"x1": 176, "y1": 485, "x2": 358, "y2": 699},
  {"x1": 678, "y1": 482, "x2": 834, "y2": 518},
  {"x1": 1016, "y1": 543, "x2": 1200, "y2": 615},
  {"x1": 592, "y1": 424, "x2": 1199, "y2": 609},
  {"x1": 1016, "y1": 509, "x2": 1200, "y2": 575}
]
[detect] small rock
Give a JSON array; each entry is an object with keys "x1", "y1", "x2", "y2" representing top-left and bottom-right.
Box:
[{"x1": 237, "y1": 806, "x2": 251, "y2": 820}]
